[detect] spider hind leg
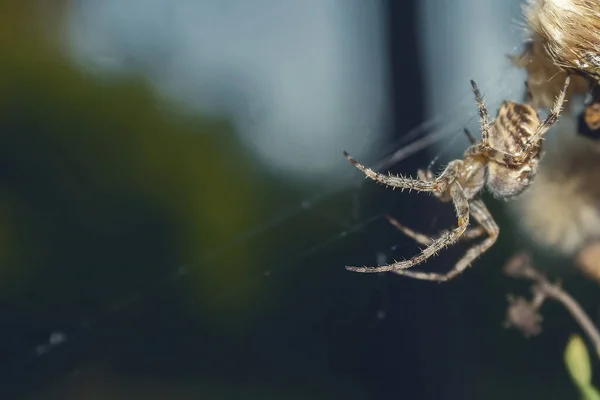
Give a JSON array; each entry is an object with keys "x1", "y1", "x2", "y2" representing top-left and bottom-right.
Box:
[
  {"x1": 346, "y1": 182, "x2": 470, "y2": 273},
  {"x1": 392, "y1": 199, "x2": 499, "y2": 282},
  {"x1": 385, "y1": 215, "x2": 485, "y2": 246}
]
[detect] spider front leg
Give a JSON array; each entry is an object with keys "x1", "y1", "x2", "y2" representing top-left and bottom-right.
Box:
[
  {"x1": 488, "y1": 75, "x2": 570, "y2": 166},
  {"x1": 393, "y1": 198, "x2": 499, "y2": 282},
  {"x1": 346, "y1": 181, "x2": 470, "y2": 273},
  {"x1": 468, "y1": 76, "x2": 571, "y2": 168},
  {"x1": 464, "y1": 144, "x2": 526, "y2": 168},
  {"x1": 470, "y1": 80, "x2": 491, "y2": 143},
  {"x1": 523, "y1": 75, "x2": 570, "y2": 149},
  {"x1": 343, "y1": 151, "x2": 462, "y2": 194}
]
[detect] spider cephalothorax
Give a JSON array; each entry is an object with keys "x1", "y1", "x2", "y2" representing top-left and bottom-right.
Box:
[{"x1": 343, "y1": 76, "x2": 570, "y2": 281}]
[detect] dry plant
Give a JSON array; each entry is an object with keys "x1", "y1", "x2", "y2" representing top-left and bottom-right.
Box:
[
  {"x1": 523, "y1": 0, "x2": 600, "y2": 84},
  {"x1": 512, "y1": 126, "x2": 600, "y2": 257},
  {"x1": 503, "y1": 253, "x2": 600, "y2": 397},
  {"x1": 503, "y1": 3, "x2": 600, "y2": 395},
  {"x1": 514, "y1": 0, "x2": 600, "y2": 140},
  {"x1": 511, "y1": 37, "x2": 589, "y2": 111},
  {"x1": 503, "y1": 252, "x2": 600, "y2": 354},
  {"x1": 510, "y1": 0, "x2": 600, "y2": 282},
  {"x1": 510, "y1": 116, "x2": 600, "y2": 283}
]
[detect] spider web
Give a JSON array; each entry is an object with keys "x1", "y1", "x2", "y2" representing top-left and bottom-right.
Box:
[{"x1": 0, "y1": 66, "x2": 524, "y2": 397}]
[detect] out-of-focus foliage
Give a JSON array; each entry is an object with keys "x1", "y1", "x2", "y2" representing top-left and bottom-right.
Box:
[
  {"x1": 0, "y1": 2, "x2": 371, "y2": 398},
  {"x1": 0, "y1": 0, "x2": 268, "y2": 321},
  {"x1": 565, "y1": 334, "x2": 600, "y2": 400}
]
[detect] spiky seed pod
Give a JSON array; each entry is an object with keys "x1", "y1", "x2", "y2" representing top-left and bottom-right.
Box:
[
  {"x1": 512, "y1": 127, "x2": 600, "y2": 256},
  {"x1": 511, "y1": 36, "x2": 589, "y2": 111},
  {"x1": 524, "y1": 0, "x2": 600, "y2": 83}
]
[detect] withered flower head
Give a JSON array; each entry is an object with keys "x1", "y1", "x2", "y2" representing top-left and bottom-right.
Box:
[{"x1": 525, "y1": 0, "x2": 600, "y2": 83}]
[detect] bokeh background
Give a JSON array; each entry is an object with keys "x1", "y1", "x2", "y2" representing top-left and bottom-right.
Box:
[{"x1": 1, "y1": 1, "x2": 598, "y2": 399}]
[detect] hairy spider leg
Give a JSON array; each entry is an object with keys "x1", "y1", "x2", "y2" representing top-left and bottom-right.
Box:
[
  {"x1": 467, "y1": 76, "x2": 570, "y2": 168},
  {"x1": 470, "y1": 80, "x2": 491, "y2": 143},
  {"x1": 523, "y1": 75, "x2": 570, "y2": 149},
  {"x1": 385, "y1": 214, "x2": 485, "y2": 245},
  {"x1": 393, "y1": 198, "x2": 499, "y2": 281},
  {"x1": 344, "y1": 151, "x2": 437, "y2": 192},
  {"x1": 345, "y1": 180, "x2": 470, "y2": 273}
]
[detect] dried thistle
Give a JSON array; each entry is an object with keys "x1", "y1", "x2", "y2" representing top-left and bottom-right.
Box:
[
  {"x1": 511, "y1": 37, "x2": 589, "y2": 110},
  {"x1": 504, "y1": 293, "x2": 545, "y2": 337},
  {"x1": 512, "y1": 126, "x2": 600, "y2": 256},
  {"x1": 503, "y1": 253, "x2": 600, "y2": 357},
  {"x1": 525, "y1": 0, "x2": 600, "y2": 83}
]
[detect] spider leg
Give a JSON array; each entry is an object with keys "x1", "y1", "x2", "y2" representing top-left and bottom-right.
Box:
[
  {"x1": 467, "y1": 77, "x2": 569, "y2": 168},
  {"x1": 385, "y1": 215, "x2": 433, "y2": 245},
  {"x1": 415, "y1": 167, "x2": 454, "y2": 201},
  {"x1": 393, "y1": 198, "x2": 499, "y2": 282},
  {"x1": 460, "y1": 226, "x2": 487, "y2": 240},
  {"x1": 469, "y1": 79, "x2": 527, "y2": 167},
  {"x1": 344, "y1": 151, "x2": 462, "y2": 194},
  {"x1": 346, "y1": 182, "x2": 469, "y2": 273},
  {"x1": 385, "y1": 215, "x2": 485, "y2": 246},
  {"x1": 464, "y1": 144, "x2": 527, "y2": 168},
  {"x1": 523, "y1": 75, "x2": 570, "y2": 149},
  {"x1": 416, "y1": 167, "x2": 455, "y2": 202},
  {"x1": 470, "y1": 80, "x2": 491, "y2": 143}
]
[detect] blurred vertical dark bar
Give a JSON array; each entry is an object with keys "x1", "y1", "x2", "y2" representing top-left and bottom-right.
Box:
[
  {"x1": 384, "y1": 2, "x2": 471, "y2": 400},
  {"x1": 387, "y1": 0, "x2": 424, "y2": 143},
  {"x1": 373, "y1": 2, "x2": 430, "y2": 400},
  {"x1": 383, "y1": 1, "x2": 465, "y2": 400}
]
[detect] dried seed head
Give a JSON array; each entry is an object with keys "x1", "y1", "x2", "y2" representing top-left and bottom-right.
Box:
[
  {"x1": 511, "y1": 128, "x2": 600, "y2": 255},
  {"x1": 511, "y1": 37, "x2": 589, "y2": 110},
  {"x1": 504, "y1": 294, "x2": 544, "y2": 337},
  {"x1": 525, "y1": 0, "x2": 600, "y2": 83}
]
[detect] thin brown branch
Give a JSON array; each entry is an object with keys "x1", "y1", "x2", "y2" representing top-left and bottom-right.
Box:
[{"x1": 503, "y1": 252, "x2": 600, "y2": 357}]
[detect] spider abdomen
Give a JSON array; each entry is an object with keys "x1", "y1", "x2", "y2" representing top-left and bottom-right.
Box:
[
  {"x1": 487, "y1": 161, "x2": 540, "y2": 199},
  {"x1": 485, "y1": 101, "x2": 543, "y2": 199},
  {"x1": 488, "y1": 101, "x2": 541, "y2": 153}
]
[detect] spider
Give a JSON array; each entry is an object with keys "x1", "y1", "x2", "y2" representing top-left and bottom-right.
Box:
[{"x1": 343, "y1": 75, "x2": 571, "y2": 281}]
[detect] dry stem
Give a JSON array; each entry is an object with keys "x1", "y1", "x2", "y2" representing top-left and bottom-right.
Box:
[{"x1": 503, "y1": 253, "x2": 600, "y2": 357}]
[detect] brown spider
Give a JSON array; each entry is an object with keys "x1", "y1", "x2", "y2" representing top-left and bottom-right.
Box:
[{"x1": 343, "y1": 75, "x2": 571, "y2": 281}]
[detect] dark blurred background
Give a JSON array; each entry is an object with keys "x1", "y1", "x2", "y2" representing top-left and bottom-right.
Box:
[{"x1": 0, "y1": 1, "x2": 597, "y2": 399}]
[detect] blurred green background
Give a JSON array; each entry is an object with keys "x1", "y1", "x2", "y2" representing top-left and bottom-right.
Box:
[{"x1": 1, "y1": 1, "x2": 600, "y2": 399}]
